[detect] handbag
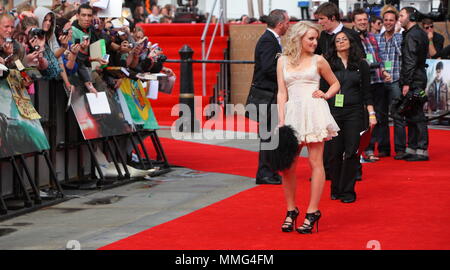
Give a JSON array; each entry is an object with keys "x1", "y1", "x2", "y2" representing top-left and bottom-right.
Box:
[{"x1": 245, "y1": 84, "x2": 276, "y2": 122}]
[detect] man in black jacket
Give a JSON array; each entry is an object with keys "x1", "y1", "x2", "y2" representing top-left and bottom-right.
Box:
[
  {"x1": 314, "y1": 2, "x2": 363, "y2": 56},
  {"x1": 246, "y1": 9, "x2": 289, "y2": 185},
  {"x1": 396, "y1": 7, "x2": 429, "y2": 161},
  {"x1": 422, "y1": 18, "x2": 444, "y2": 58}
]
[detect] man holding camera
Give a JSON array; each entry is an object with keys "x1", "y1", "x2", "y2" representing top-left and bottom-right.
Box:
[
  {"x1": 396, "y1": 7, "x2": 429, "y2": 161},
  {"x1": 0, "y1": 13, "x2": 24, "y2": 68},
  {"x1": 71, "y1": 3, "x2": 108, "y2": 94}
]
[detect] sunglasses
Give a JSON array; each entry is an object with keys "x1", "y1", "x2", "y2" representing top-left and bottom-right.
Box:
[{"x1": 425, "y1": 25, "x2": 434, "y2": 30}]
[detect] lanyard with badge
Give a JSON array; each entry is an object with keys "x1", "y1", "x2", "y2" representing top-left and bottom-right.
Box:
[
  {"x1": 335, "y1": 91, "x2": 344, "y2": 107},
  {"x1": 334, "y1": 68, "x2": 345, "y2": 108},
  {"x1": 384, "y1": 37, "x2": 393, "y2": 72}
]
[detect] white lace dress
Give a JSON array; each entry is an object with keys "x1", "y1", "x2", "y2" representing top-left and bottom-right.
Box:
[{"x1": 282, "y1": 55, "x2": 340, "y2": 143}]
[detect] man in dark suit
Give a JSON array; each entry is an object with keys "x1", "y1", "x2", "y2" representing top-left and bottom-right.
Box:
[{"x1": 246, "y1": 9, "x2": 290, "y2": 185}]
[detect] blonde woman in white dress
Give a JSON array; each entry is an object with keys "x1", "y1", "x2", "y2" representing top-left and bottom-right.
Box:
[{"x1": 277, "y1": 21, "x2": 340, "y2": 234}]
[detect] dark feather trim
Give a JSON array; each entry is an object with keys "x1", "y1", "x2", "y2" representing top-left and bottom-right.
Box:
[{"x1": 265, "y1": 125, "x2": 300, "y2": 172}]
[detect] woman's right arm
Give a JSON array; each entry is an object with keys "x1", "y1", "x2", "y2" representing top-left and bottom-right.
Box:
[
  {"x1": 360, "y1": 60, "x2": 377, "y2": 128},
  {"x1": 277, "y1": 56, "x2": 287, "y2": 127}
]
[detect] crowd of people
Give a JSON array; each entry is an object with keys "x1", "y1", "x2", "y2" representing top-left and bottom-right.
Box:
[
  {"x1": 248, "y1": 2, "x2": 439, "y2": 234},
  {"x1": 0, "y1": 0, "x2": 174, "y2": 97}
]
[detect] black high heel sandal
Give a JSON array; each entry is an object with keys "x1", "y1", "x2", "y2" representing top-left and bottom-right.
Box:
[
  {"x1": 297, "y1": 210, "x2": 321, "y2": 234},
  {"x1": 281, "y1": 207, "x2": 299, "y2": 232}
]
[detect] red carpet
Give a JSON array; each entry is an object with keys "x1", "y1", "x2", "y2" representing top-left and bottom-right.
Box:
[
  {"x1": 101, "y1": 129, "x2": 450, "y2": 250},
  {"x1": 139, "y1": 23, "x2": 230, "y2": 125}
]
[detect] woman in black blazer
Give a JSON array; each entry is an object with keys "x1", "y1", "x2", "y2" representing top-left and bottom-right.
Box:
[{"x1": 323, "y1": 31, "x2": 377, "y2": 203}]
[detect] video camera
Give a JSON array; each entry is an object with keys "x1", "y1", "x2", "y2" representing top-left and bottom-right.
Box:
[
  {"x1": 391, "y1": 89, "x2": 428, "y2": 117},
  {"x1": 154, "y1": 54, "x2": 167, "y2": 63}
]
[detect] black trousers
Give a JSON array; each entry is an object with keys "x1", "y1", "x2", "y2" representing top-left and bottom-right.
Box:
[
  {"x1": 256, "y1": 104, "x2": 279, "y2": 179},
  {"x1": 330, "y1": 106, "x2": 363, "y2": 200},
  {"x1": 406, "y1": 103, "x2": 429, "y2": 153},
  {"x1": 366, "y1": 83, "x2": 390, "y2": 155}
]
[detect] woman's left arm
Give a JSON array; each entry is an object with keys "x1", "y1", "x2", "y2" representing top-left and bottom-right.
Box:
[{"x1": 316, "y1": 55, "x2": 340, "y2": 100}]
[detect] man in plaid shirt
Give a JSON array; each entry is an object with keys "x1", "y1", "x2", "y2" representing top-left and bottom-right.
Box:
[
  {"x1": 352, "y1": 8, "x2": 392, "y2": 161},
  {"x1": 375, "y1": 9, "x2": 407, "y2": 160}
]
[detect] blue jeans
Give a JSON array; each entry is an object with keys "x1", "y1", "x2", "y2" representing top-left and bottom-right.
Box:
[{"x1": 387, "y1": 81, "x2": 407, "y2": 154}]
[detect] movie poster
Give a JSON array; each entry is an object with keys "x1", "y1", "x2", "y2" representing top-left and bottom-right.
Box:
[
  {"x1": 0, "y1": 79, "x2": 49, "y2": 159},
  {"x1": 425, "y1": 59, "x2": 450, "y2": 114},
  {"x1": 69, "y1": 76, "x2": 133, "y2": 140},
  {"x1": 118, "y1": 79, "x2": 159, "y2": 130}
]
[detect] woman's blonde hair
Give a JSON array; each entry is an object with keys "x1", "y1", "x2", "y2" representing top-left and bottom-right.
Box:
[{"x1": 282, "y1": 21, "x2": 320, "y2": 66}]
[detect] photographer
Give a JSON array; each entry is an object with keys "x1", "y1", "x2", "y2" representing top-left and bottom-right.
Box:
[
  {"x1": 0, "y1": 13, "x2": 25, "y2": 69},
  {"x1": 34, "y1": 7, "x2": 74, "y2": 92},
  {"x1": 108, "y1": 31, "x2": 135, "y2": 67},
  {"x1": 71, "y1": 4, "x2": 108, "y2": 94},
  {"x1": 55, "y1": 17, "x2": 79, "y2": 75},
  {"x1": 20, "y1": 18, "x2": 49, "y2": 71},
  {"x1": 396, "y1": 7, "x2": 429, "y2": 162}
]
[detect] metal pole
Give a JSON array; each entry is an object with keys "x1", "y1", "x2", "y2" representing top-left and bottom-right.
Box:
[
  {"x1": 201, "y1": 0, "x2": 219, "y2": 96},
  {"x1": 219, "y1": 0, "x2": 224, "y2": 36},
  {"x1": 179, "y1": 45, "x2": 200, "y2": 133},
  {"x1": 223, "y1": 0, "x2": 228, "y2": 23},
  {"x1": 206, "y1": 9, "x2": 223, "y2": 60},
  {"x1": 202, "y1": 42, "x2": 206, "y2": 96}
]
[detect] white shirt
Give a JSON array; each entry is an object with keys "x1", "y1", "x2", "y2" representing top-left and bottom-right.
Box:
[{"x1": 327, "y1": 22, "x2": 344, "y2": 35}]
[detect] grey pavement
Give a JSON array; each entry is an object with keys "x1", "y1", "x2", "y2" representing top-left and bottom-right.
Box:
[{"x1": 0, "y1": 127, "x2": 264, "y2": 250}]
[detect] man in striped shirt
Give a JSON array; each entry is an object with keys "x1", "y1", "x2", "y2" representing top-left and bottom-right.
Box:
[
  {"x1": 352, "y1": 8, "x2": 392, "y2": 161},
  {"x1": 375, "y1": 9, "x2": 407, "y2": 159}
]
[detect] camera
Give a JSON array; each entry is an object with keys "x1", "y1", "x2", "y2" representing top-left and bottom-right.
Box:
[
  {"x1": 62, "y1": 29, "x2": 69, "y2": 35},
  {"x1": 154, "y1": 54, "x2": 167, "y2": 63},
  {"x1": 82, "y1": 35, "x2": 89, "y2": 41},
  {"x1": 5, "y1": 38, "x2": 13, "y2": 43},
  {"x1": 29, "y1": 28, "x2": 45, "y2": 39},
  {"x1": 30, "y1": 45, "x2": 40, "y2": 53},
  {"x1": 391, "y1": 89, "x2": 428, "y2": 117},
  {"x1": 128, "y1": 43, "x2": 134, "y2": 48}
]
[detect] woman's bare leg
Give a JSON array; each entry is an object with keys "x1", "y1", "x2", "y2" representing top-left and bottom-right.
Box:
[
  {"x1": 306, "y1": 142, "x2": 326, "y2": 213},
  {"x1": 281, "y1": 155, "x2": 300, "y2": 211}
]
